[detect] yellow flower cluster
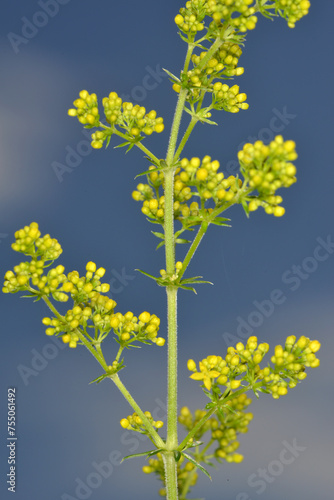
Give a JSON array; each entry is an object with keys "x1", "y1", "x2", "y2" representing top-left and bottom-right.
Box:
[
  {"x1": 10, "y1": 222, "x2": 62, "y2": 260},
  {"x1": 174, "y1": 0, "x2": 206, "y2": 34},
  {"x1": 120, "y1": 411, "x2": 164, "y2": 432},
  {"x1": 188, "y1": 348, "x2": 248, "y2": 391},
  {"x1": 103, "y1": 92, "x2": 164, "y2": 137},
  {"x1": 68, "y1": 90, "x2": 100, "y2": 126},
  {"x1": 238, "y1": 136, "x2": 298, "y2": 216},
  {"x1": 3, "y1": 223, "x2": 64, "y2": 295},
  {"x1": 205, "y1": 0, "x2": 257, "y2": 31},
  {"x1": 132, "y1": 157, "x2": 242, "y2": 225},
  {"x1": 178, "y1": 406, "x2": 219, "y2": 438},
  {"x1": 172, "y1": 42, "x2": 247, "y2": 108},
  {"x1": 175, "y1": 0, "x2": 258, "y2": 34},
  {"x1": 212, "y1": 82, "x2": 248, "y2": 112},
  {"x1": 275, "y1": 0, "x2": 311, "y2": 28},
  {"x1": 258, "y1": 335, "x2": 320, "y2": 399},
  {"x1": 68, "y1": 90, "x2": 164, "y2": 150},
  {"x1": 192, "y1": 43, "x2": 244, "y2": 78},
  {"x1": 188, "y1": 335, "x2": 320, "y2": 399},
  {"x1": 110, "y1": 310, "x2": 165, "y2": 347},
  {"x1": 142, "y1": 452, "x2": 198, "y2": 498},
  {"x1": 178, "y1": 396, "x2": 252, "y2": 465},
  {"x1": 3, "y1": 224, "x2": 164, "y2": 354}
]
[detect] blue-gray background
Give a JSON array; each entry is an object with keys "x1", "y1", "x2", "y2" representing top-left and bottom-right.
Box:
[{"x1": 1, "y1": 1, "x2": 333, "y2": 499}]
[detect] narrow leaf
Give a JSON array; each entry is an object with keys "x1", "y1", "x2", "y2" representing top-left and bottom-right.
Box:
[
  {"x1": 135, "y1": 166, "x2": 160, "y2": 179},
  {"x1": 162, "y1": 68, "x2": 180, "y2": 82},
  {"x1": 122, "y1": 449, "x2": 163, "y2": 462},
  {"x1": 151, "y1": 231, "x2": 165, "y2": 240},
  {"x1": 175, "y1": 238, "x2": 191, "y2": 245},
  {"x1": 181, "y1": 452, "x2": 212, "y2": 480},
  {"x1": 135, "y1": 269, "x2": 160, "y2": 282}
]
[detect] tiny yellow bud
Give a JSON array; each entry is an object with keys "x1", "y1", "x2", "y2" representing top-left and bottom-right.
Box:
[
  {"x1": 196, "y1": 168, "x2": 208, "y2": 181},
  {"x1": 110, "y1": 316, "x2": 120, "y2": 329},
  {"x1": 139, "y1": 311, "x2": 151, "y2": 323},
  {"x1": 308, "y1": 340, "x2": 321, "y2": 353},
  {"x1": 187, "y1": 359, "x2": 197, "y2": 371},
  {"x1": 86, "y1": 262, "x2": 96, "y2": 273},
  {"x1": 120, "y1": 418, "x2": 129, "y2": 429}
]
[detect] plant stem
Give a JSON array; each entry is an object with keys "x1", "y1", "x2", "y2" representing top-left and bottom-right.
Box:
[
  {"x1": 177, "y1": 382, "x2": 264, "y2": 452},
  {"x1": 162, "y1": 452, "x2": 179, "y2": 500},
  {"x1": 162, "y1": 42, "x2": 195, "y2": 500},
  {"x1": 41, "y1": 295, "x2": 164, "y2": 446},
  {"x1": 173, "y1": 117, "x2": 198, "y2": 163},
  {"x1": 110, "y1": 127, "x2": 161, "y2": 165},
  {"x1": 111, "y1": 373, "x2": 165, "y2": 449},
  {"x1": 177, "y1": 223, "x2": 208, "y2": 281}
]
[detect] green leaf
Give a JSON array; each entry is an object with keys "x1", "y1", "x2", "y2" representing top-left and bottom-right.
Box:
[
  {"x1": 162, "y1": 68, "x2": 180, "y2": 82},
  {"x1": 180, "y1": 276, "x2": 213, "y2": 286},
  {"x1": 182, "y1": 440, "x2": 204, "y2": 450},
  {"x1": 136, "y1": 269, "x2": 160, "y2": 282},
  {"x1": 156, "y1": 241, "x2": 165, "y2": 250},
  {"x1": 181, "y1": 452, "x2": 212, "y2": 480},
  {"x1": 151, "y1": 231, "x2": 165, "y2": 240},
  {"x1": 178, "y1": 285, "x2": 197, "y2": 294},
  {"x1": 105, "y1": 134, "x2": 112, "y2": 149},
  {"x1": 135, "y1": 166, "x2": 161, "y2": 179},
  {"x1": 174, "y1": 451, "x2": 182, "y2": 462},
  {"x1": 89, "y1": 373, "x2": 110, "y2": 385},
  {"x1": 210, "y1": 217, "x2": 231, "y2": 227},
  {"x1": 175, "y1": 238, "x2": 191, "y2": 245},
  {"x1": 241, "y1": 199, "x2": 250, "y2": 218},
  {"x1": 122, "y1": 449, "x2": 163, "y2": 462},
  {"x1": 114, "y1": 140, "x2": 131, "y2": 149}
]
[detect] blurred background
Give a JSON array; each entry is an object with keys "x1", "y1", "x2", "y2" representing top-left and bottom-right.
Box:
[{"x1": 0, "y1": 1, "x2": 333, "y2": 499}]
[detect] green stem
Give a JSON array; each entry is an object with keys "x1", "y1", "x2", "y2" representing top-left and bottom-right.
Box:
[
  {"x1": 162, "y1": 452, "x2": 178, "y2": 500},
  {"x1": 111, "y1": 374, "x2": 165, "y2": 449},
  {"x1": 42, "y1": 295, "x2": 164, "y2": 446},
  {"x1": 166, "y1": 286, "x2": 178, "y2": 450},
  {"x1": 162, "y1": 42, "x2": 196, "y2": 500},
  {"x1": 177, "y1": 382, "x2": 263, "y2": 452},
  {"x1": 195, "y1": 36, "x2": 225, "y2": 73},
  {"x1": 177, "y1": 223, "x2": 208, "y2": 281},
  {"x1": 173, "y1": 117, "x2": 198, "y2": 163},
  {"x1": 104, "y1": 126, "x2": 160, "y2": 165}
]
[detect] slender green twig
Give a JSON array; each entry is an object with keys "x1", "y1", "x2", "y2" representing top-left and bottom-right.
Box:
[
  {"x1": 111, "y1": 373, "x2": 166, "y2": 449},
  {"x1": 177, "y1": 382, "x2": 264, "y2": 452}
]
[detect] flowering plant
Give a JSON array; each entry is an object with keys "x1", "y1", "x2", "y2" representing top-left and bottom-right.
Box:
[{"x1": 3, "y1": 1, "x2": 320, "y2": 499}]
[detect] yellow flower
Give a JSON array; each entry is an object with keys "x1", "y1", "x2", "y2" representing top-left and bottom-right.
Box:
[{"x1": 190, "y1": 361, "x2": 221, "y2": 390}]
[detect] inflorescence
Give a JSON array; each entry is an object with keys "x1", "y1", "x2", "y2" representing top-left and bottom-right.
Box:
[
  {"x1": 132, "y1": 135, "x2": 298, "y2": 238},
  {"x1": 188, "y1": 335, "x2": 320, "y2": 399},
  {"x1": 68, "y1": 90, "x2": 164, "y2": 150},
  {"x1": 3, "y1": 223, "x2": 164, "y2": 357}
]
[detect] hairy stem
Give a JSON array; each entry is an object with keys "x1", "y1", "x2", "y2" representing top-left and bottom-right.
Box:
[
  {"x1": 111, "y1": 374, "x2": 165, "y2": 449},
  {"x1": 162, "y1": 42, "x2": 195, "y2": 500}
]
